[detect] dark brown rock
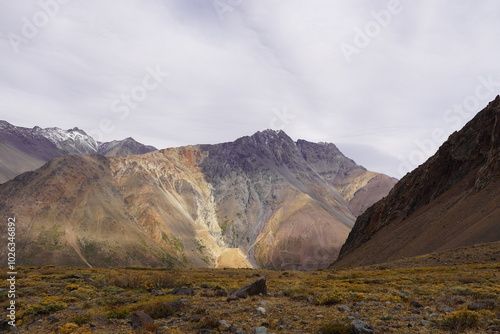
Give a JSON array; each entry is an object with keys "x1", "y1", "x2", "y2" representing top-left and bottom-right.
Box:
[{"x1": 233, "y1": 276, "x2": 267, "y2": 299}]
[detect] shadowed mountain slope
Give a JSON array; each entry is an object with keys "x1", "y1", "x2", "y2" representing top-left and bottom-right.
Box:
[{"x1": 333, "y1": 96, "x2": 500, "y2": 268}]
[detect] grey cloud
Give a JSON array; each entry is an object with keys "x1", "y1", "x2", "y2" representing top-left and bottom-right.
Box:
[{"x1": 1, "y1": 0, "x2": 499, "y2": 178}]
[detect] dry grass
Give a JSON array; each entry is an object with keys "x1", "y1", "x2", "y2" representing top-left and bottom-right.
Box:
[{"x1": 0, "y1": 263, "x2": 498, "y2": 333}]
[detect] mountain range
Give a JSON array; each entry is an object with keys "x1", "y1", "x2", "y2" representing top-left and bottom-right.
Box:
[
  {"x1": 0, "y1": 120, "x2": 157, "y2": 183},
  {"x1": 332, "y1": 95, "x2": 500, "y2": 268},
  {"x1": 0, "y1": 124, "x2": 396, "y2": 269},
  {"x1": 3, "y1": 93, "x2": 498, "y2": 272}
]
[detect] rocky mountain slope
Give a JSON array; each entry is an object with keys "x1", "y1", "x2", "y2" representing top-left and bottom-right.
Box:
[
  {"x1": 332, "y1": 96, "x2": 500, "y2": 268},
  {"x1": 0, "y1": 129, "x2": 396, "y2": 269},
  {"x1": 0, "y1": 121, "x2": 156, "y2": 183}
]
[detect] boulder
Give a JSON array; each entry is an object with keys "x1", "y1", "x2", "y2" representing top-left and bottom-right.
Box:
[
  {"x1": 233, "y1": 277, "x2": 267, "y2": 299},
  {"x1": 131, "y1": 311, "x2": 154, "y2": 329}
]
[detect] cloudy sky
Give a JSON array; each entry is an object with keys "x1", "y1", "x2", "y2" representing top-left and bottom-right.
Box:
[{"x1": 1, "y1": 0, "x2": 499, "y2": 178}]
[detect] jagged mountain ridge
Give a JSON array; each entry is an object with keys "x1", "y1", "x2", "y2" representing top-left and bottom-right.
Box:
[
  {"x1": 332, "y1": 96, "x2": 500, "y2": 268},
  {"x1": 0, "y1": 120, "x2": 157, "y2": 183},
  {"x1": 0, "y1": 129, "x2": 396, "y2": 269}
]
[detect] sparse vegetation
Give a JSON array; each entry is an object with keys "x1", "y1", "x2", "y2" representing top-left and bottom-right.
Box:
[
  {"x1": 1, "y1": 263, "x2": 498, "y2": 333},
  {"x1": 317, "y1": 322, "x2": 352, "y2": 334},
  {"x1": 24, "y1": 296, "x2": 67, "y2": 316},
  {"x1": 441, "y1": 309, "x2": 481, "y2": 331}
]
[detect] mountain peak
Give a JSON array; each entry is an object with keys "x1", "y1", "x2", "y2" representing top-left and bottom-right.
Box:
[{"x1": 249, "y1": 129, "x2": 291, "y2": 143}]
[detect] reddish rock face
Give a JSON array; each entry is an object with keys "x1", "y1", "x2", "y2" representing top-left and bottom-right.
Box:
[{"x1": 333, "y1": 96, "x2": 500, "y2": 268}]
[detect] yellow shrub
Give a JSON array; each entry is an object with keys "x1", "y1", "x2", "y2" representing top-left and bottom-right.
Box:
[
  {"x1": 442, "y1": 309, "x2": 481, "y2": 331},
  {"x1": 315, "y1": 289, "x2": 346, "y2": 305},
  {"x1": 24, "y1": 296, "x2": 67, "y2": 316}
]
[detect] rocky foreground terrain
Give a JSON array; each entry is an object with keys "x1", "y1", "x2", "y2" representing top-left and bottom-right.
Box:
[{"x1": 1, "y1": 244, "x2": 499, "y2": 334}]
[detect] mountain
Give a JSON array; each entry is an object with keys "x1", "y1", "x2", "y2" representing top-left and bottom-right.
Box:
[
  {"x1": 0, "y1": 121, "x2": 157, "y2": 183},
  {"x1": 332, "y1": 96, "x2": 500, "y2": 268},
  {"x1": 0, "y1": 129, "x2": 396, "y2": 269}
]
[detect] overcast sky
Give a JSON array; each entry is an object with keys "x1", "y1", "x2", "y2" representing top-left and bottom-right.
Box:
[{"x1": 1, "y1": 0, "x2": 499, "y2": 178}]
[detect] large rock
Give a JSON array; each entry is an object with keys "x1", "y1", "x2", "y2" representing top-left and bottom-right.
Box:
[
  {"x1": 232, "y1": 277, "x2": 267, "y2": 299},
  {"x1": 131, "y1": 311, "x2": 153, "y2": 329}
]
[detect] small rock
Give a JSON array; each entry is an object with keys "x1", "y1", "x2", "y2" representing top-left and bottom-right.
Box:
[
  {"x1": 253, "y1": 326, "x2": 268, "y2": 334},
  {"x1": 199, "y1": 330, "x2": 211, "y2": 334},
  {"x1": 350, "y1": 312, "x2": 361, "y2": 319},
  {"x1": 438, "y1": 305, "x2": 455, "y2": 314},
  {"x1": 468, "y1": 302, "x2": 494, "y2": 311},
  {"x1": 0, "y1": 320, "x2": 11, "y2": 331},
  {"x1": 316, "y1": 314, "x2": 324, "y2": 319},
  {"x1": 170, "y1": 287, "x2": 195, "y2": 296},
  {"x1": 278, "y1": 317, "x2": 291, "y2": 326},
  {"x1": 227, "y1": 295, "x2": 239, "y2": 303},
  {"x1": 219, "y1": 320, "x2": 231, "y2": 331},
  {"x1": 48, "y1": 315, "x2": 59, "y2": 323},
  {"x1": 336, "y1": 305, "x2": 351, "y2": 312},
  {"x1": 73, "y1": 274, "x2": 84, "y2": 279},
  {"x1": 255, "y1": 307, "x2": 266, "y2": 316},
  {"x1": 420, "y1": 320, "x2": 433, "y2": 326},
  {"x1": 215, "y1": 288, "x2": 227, "y2": 297},
  {"x1": 410, "y1": 301, "x2": 423, "y2": 308},
  {"x1": 131, "y1": 311, "x2": 154, "y2": 329},
  {"x1": 151, "y1": 289, "x2": 165, "y2": 296},
  {"x1": 429, "y1": 313, "x2": 440, "y2": 319},
  {"x1": 191, "y1": 317, "x2": 201, "y2": 322},
  {"x1": 257, "y1": 302, "x2": 268, "y2": 306},
  {"x1": 352, "y1": 320, "x2": 375, "y2": 334}
]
